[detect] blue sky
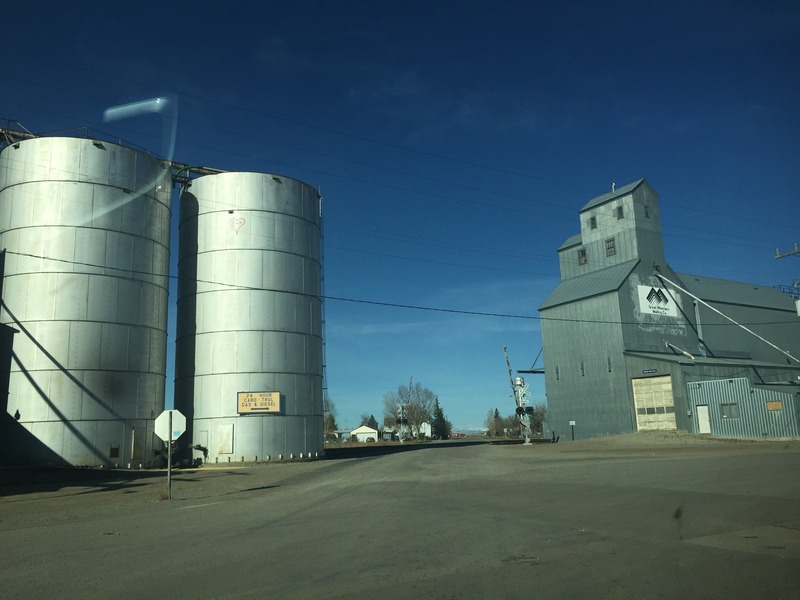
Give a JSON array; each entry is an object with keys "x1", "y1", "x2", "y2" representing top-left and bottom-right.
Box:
[{"x1": 2, "y1": 1, "x2": 798, "y2": 431}]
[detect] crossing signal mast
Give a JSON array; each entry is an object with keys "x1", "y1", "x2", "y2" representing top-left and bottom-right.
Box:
[
  {"x1": 504, "y1": 346, "x2": 533, "y2": 445},
  {"x1": 395, "y1": 376, "x2": 412, "y2": 442}
]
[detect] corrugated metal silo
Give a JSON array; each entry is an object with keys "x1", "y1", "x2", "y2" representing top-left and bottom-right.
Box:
[
  {"x1": 0, "y1": 137, "x2": 171, "y2": 466},
  {"x1": 174, "y1": 172, "x2": 324, "y2": 463}
]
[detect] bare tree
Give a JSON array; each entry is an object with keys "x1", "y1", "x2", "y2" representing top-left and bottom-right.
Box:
[
  {"x1": 485, "y1": 408, "x2": 506, "y2": 437},
  {"x1": 530, "y1": 404, "x2": 548, "y2": 434},
  {"x1": 383, "y1": 381, "x2": 436, "y2": 438},
  {"x1": 323, "y1": 396, "x2": 338, "y2": 439}
]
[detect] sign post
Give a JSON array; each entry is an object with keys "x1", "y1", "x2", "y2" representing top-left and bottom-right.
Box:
[
  {"x1": 168, "y1": 412, "x2": 173, "y2": 499},
  {"x1": 154, "y1": 409, "x2": 186, "y2": 500}
]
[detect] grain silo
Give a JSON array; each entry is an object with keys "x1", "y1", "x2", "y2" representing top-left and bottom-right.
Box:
[
  {"x1": 174, "y1": 172, "x2": 324, "y2": 463},
  {"x1": 0, "y1": 136, "x2": 172, "y2": 466}
]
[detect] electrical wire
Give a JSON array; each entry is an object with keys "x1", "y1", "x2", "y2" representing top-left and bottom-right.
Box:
[{"x1": 2, "y1": 249, "x2": 797, "y2": 328}]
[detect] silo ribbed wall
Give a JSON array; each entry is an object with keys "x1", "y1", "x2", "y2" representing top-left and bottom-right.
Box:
[
  {"x1": 174, "y1": 172, "x2": 323, "y2": 463},
  {"x1": 0, "y1": 137, "x2": 172, "y2": 466}
]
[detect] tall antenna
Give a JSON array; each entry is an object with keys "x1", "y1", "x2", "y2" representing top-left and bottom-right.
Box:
[
  {"x1": 504, "y1": 346, "x2": 532, "y2": 444},
  {"x1": 503, "y1": 345, "x2": 519, "y2": 407}
]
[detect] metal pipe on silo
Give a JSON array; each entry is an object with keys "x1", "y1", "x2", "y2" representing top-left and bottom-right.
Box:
[
  {"x1": 174, "y1": 172, "x2": 324, "y2": 465},
  {"x1": 0, "y1": 136, "x2": 172, "y2": 466}
]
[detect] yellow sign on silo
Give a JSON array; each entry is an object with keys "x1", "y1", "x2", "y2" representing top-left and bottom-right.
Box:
[{"x1": 237, "y1": 391, "x2": 282, "y2": 414}]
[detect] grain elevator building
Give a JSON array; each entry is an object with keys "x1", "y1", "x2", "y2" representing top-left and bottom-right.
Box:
[{"x1": 538, "y1": 179, "x2": 800, "y2": 440}]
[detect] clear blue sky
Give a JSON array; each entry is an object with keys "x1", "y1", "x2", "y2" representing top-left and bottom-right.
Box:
[{"x1": 2, "y1": 1, "x2": 798, "y2": 431}]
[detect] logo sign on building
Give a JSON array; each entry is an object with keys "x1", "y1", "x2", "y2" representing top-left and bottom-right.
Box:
[
  {"x1": 638, "y1": 285, "x2": 678, "y2": 317},
  {"x1": 238, "y1": 391, "x2": 282, "y2": 414}
]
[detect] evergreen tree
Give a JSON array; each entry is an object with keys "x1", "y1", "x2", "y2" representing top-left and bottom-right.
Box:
[
  {"x1": 323, "y1": 412, "x2": 338, "y2": 437},
  {"x1": 493, "y1": 408, "x2": 504, "y2": 438},
  {"x1": 367, "y1": 414, "x2": 379, "y2": 430},
  {"x1": 432, "y1": 398, "x2": 450, "y2": 440}
]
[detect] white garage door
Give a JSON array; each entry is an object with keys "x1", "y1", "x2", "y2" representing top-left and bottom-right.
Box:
[{"x1": 632, "y1": 375, "x2": 677, "y2": 431}]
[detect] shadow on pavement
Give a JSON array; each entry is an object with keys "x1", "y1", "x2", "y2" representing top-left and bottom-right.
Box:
[
  {"x1": 0, "y1": 466, "x2": 173, "y2": 499},
  {"x1": 324, "y1": 438, "x2": 506, "y2": 460}
]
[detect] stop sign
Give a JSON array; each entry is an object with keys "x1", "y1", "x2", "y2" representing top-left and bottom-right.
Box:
[{"x1": 155, "y1": 409, "x2": 186, "y2": 442}]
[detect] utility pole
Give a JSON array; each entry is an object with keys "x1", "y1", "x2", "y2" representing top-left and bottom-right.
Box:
[
  {"x1": 775, "y1": 243, "x2": 799, "y2": 259},
  {"x1": 775, "y1": 243, "x2": 799, "y2": 318}
]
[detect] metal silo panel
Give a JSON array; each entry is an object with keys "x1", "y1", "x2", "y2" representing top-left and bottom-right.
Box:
[
  {"x1": 285, "y1": 254, "x2": 304, "y2": 292},
  {"x1": 212, "y1": 331, "x2": 237, "y2": 373},
  {"x1": 237, "y1": 251, "x2": 263, "y2": 290},
  {"x1": 275, "y1": 293, "x2": 296, "y2": 331},
  {"x1": 266, "y1": 252, "x2": 286, "y2": 290},
  {"x1": 0, "y1": 137, "x2": 170, "y2": 467},
  {"x1": 42, "y1": 226, "x2": 76, "y2": 267},
  {"x1": 286, "y1": 333, "x2": 305, "y2": 373},
  {"x1": 305, "y1": 259, "x2": 320, "y2": 296},
  {"x1": 50, "y1": 370, "x2": 82, "y2": 419},
  {"x1": 59, "y1": 182, "x2": 87, "y2": 226},
  {"x1": 236, "y1": 332, "x2": 263, "y2": 373},
  {"x1": 88, "y1": 277, "x2": 118, "y2": 322},
  {"x1": 264, "y1": 332, "x2": 288, "y2": 372},
  {"x1": 100, "y1": 323, "x2": 129, "y2": 370},
  {"x1": 106, "y1": 233, "x2": 133, "y2": 275},
  {"x1": 253, "y1": 295, "x2": 276, "y2": 331},
  {"x1": 116, "y1": 279, "x2": 141, "y2": 324},
  {"x1": 294, "y1": 221, "x2": 309, "y2": 256},
  {"x1": 224, "y1": 292, "x2": 249, "y2": 331},
  {"x1": 34, "y1": 321, "x2": 70, "y2": 369},
  {"x1": 68, "y1": 323, "x2": 102, "y2": 370},
  {"x1": 9, "y1": 190, "x2": 34, "y2": 229},
  {"x1": 53, "y1": 274, "x2": 88, "y2": 320},
  {"x1": 74, "y1": 228, "x2": 107, "y2": 274},
  {"x1": 273, "y1": 217, "x2": 293, "y2": 253},
  {"x1": 149, "y1": 329, "x2": 166, "y2": 374},
  {"x1": 193, "y1": 334, "x2": 214, "y2": 376}
]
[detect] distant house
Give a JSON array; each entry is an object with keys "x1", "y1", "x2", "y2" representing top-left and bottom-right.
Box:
[
  {"x1": 351, "y1": 425, "x2": 379, "y2": 442},
  {"x1": 419, "y1": 422, "x2": 432, "y2": 438}
]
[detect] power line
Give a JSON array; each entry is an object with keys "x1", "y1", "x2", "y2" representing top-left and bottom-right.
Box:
[{"x1": 2, "y1": 249, "x2": 796, "y2": 328}]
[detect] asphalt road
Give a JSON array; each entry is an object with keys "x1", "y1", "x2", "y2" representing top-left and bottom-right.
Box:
[{"x1": 1, "y1": 434, "x2": 799, "y2": 599}]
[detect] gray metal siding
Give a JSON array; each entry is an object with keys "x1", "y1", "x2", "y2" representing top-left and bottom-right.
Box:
[
  {"x1": 541, "y1": 293, "x2": 633, "y2": 439},
  {"x1": 687, "y1": 378, "x2": 799, "y2": 438}
]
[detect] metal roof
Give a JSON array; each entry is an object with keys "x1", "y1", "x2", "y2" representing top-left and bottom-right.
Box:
[
  {"x1": 674, "y1": 272, "x2": 796, "y2": 312},
  {"x1": 539, "y1": 259, "x2": 640, "y2": 310},
  {"x1": 624, "y1": 350, "x2": 800, "y2": 372},
  {"x1": 558, "y1": 233, "x2": 582, "y2": 251},
  {"x1": 580, "y1": 178, "x2": 646, "y2": 212}
]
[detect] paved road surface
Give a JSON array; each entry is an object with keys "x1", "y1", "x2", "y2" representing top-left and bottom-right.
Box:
[{"x1": 1, "y1": 434, "x2": 799, "y2": 599}]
